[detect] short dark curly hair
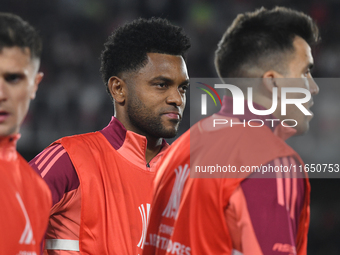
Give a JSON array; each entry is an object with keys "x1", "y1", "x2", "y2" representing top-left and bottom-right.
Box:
[
  {"x1": 100, "y1": 17, "x2": 191, "y2": 100},
  {"x1": 215, "y1": 7, "x2": 320, "y2": 78},
  {"x1": 0, "y1": 12, "x2": 42, "y2": 59}
]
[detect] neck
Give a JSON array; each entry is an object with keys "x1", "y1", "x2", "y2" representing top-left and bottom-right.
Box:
[
  {"x1": 0, "y1": 134, "x2": 20, "y2": 161},
  {"x1": 145, "y1": 135, "x2": 163, "y2": 164},
  {"x1": 0, "y1": 134, "x2": 20, "y2": 144},
  {"x1": 115, "y1": 112, "x2": 164, "y2": 163}
]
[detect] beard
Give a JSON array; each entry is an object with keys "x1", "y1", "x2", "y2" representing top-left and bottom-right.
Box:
[{"x1": 126, "y1": 95, "x2": 180, "y2": 139}]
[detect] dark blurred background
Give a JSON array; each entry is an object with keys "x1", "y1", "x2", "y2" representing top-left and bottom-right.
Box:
[{"x1": 1, "y1": 0, "x2": 339, "y2": 254}]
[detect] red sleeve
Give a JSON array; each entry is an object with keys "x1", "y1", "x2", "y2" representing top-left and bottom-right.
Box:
[
  {"x1": 29, "y1": 144, "x2": 80, "y2": 207},
  {"x1": 226, "y1": 156, "x2": 305, "y2": 255}
]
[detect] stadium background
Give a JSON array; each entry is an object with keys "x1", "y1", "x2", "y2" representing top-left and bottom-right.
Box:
[{"x1": 1, "y1": 0, "x2": 339, "y2": 254}]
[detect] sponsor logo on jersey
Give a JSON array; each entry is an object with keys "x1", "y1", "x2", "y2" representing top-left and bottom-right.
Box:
[
  {"x1": 137, "y1": 203, "x2": 151, "y2": 249},
  {"x1": 272, "y1": 243, "x2": 296, "y2": 254},
  {"x1": 16, "y1": 193, "x2": 35, "y2": 245},
  {"x1": 17, "y1": 251, "x2": 37, "y2": 255},
  {"x1": 162, "y1": 164, "x2": 190, "y2": 219}
]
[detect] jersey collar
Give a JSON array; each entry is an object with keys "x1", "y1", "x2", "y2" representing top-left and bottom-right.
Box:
[
  {"x1": 100, "y1": 117, "x2": 169, "y2": 171},
  {"x1": 0, "y1": 134, "x2": 20, "y2": 161}
]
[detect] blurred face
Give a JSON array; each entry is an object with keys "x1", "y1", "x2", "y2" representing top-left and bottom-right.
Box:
[
  {"x1": 275, "y1": 36, "x2": 319, "y2": 135},
  {"x1": 0, "y1": 47, "x2": 43, "y2": 137},
  {"x1": 124, "y1": 53, "x2": 189, "y2": 139}
]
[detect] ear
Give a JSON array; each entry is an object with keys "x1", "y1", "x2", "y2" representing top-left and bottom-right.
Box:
[
  {"x1": 108, "y1": 76, "x2": 126, "y2": 103},
  {"x1": 30, "y1": 72, "x2": 44, "y2": 100},
  {"x1": 262, "y1": 70, "x2": 284, "y2": 97}
]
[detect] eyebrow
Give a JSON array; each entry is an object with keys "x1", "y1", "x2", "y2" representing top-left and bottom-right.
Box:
[
  {"x1": 149, "y1": 76, "x2": 190, "y2": 85},
  {"x1": 4, "y1": 71, "x2": 25, "y2": 75},
  {"x1": 3, "y1": 72, "x2": 26, "y2": 78},
  {"x1": 180, "y1": 79, "x2": 190, "y2": 86}
]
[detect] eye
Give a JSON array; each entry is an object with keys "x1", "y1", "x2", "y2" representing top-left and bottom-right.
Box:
[
  {"x1": 179, "y1": 84, "x2": 189, "y2": 93},
  {"x1": 157, "y1": 83, "x2": 166, "y2": 88},
  {"x1": 5, "y1": 73, "x2": 24, "y2": 84},
  {"x1": 154, "y1": 83, "x2": 168, "y2": 89},
  {"x1": 304, "y1": 67, "x2": 312, "y2": 77}
]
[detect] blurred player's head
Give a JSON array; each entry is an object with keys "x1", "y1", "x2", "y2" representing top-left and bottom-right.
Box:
[
  {"x1": 100, "y1": 18, "x2": 190, "y2": 139},
  {"x1": 0, "y1": 13, "x2": 43, "y2": 137},
  {"x1": 215, "y1": 7, "x2": 320, "y2": 135},
  {"x1": 215, "y1": 6, "x2": 319, "y2": 78}
]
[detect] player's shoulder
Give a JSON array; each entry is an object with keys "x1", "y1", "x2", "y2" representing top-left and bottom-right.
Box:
[
  {"x1": 155, "y1": 130, "x2": 190, "y2": 180},
  {"x1": 29, "y1": 141, "x2": 75, "y2": 182},
  {"x1": 18, "y1": 154, "x2": 52, "y2": 201},
  {"x1": 165, "y1": 129, "x2": 190, "y2": 159},
  {"x1": 48, "y1": 131, "x2": 107, "y2": 153},
  {"x1": 57, "y1": 131, "x2": 101, "y2": 144},
  {"x1": 171, "y1": 129, "x2": 190, "y2": 148}
]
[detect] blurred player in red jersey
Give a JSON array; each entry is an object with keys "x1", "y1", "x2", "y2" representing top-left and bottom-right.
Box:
[
  {"x1": 29, "y1": 18, "x2": 190, "y2": 254},
  {"x1": 0, "y1": 13, "x2": 51, "y2": 254},
  {"x1": 143, "y1": 7, "x2": 319, "y2": 255}
]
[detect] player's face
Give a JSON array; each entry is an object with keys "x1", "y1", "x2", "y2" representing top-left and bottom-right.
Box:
[
  {"x1": 125, "y1": 53, "x2": 189, "y2": 139},
  {"x1": 276, "y1": 36, "x2": 319, "y2": 135},
  {"x1": 0, "y1": 47, "x2": 43, "y2": 137}
]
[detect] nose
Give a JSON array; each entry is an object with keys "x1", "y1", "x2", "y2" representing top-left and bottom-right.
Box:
[
  {"x1": 308, "y1": 76, "x2": 319, "y2": 96},
  {"x1": 166, "y1": 87, "x2": 185, "y2": 107},
  {"x1": 0, "y1": 79, "x2": 8, "y2": 102}
]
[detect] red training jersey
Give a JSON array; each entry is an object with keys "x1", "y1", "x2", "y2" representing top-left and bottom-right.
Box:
[
  {"x1": 30, "y1": 117, "x2": 168, "y2": 255},
  {"x1": 0, "y1": 135, "x2": 51, "y2": 255},
  {"x1": 143, "y1": 96, "x2": 310, "y2": 255}
]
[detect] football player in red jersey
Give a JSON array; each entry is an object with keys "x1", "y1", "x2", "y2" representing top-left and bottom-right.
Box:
[
  {"x1": 143, "y1": 7, "x2": 319, "y2": 255},
  {"x1": 0, "y1": 12, "x2": 51, "y2": 255},
  {"x1": 30, "y1": 18, "x2": 190, "y2": 255}
]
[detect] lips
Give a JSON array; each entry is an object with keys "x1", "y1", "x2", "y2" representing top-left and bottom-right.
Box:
[
  {"x1": 0, "y1": 111, "x2": 9, "y2": 122},
  {"x1": 309, "y1": 100, "x2": 314, "y2": 111},
  {"x1": 305, "y1": 100, "x2": 314, "y2": 118},
  {"x1": 163, "y1": 112, "x2": 181, "y2": 120}
]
